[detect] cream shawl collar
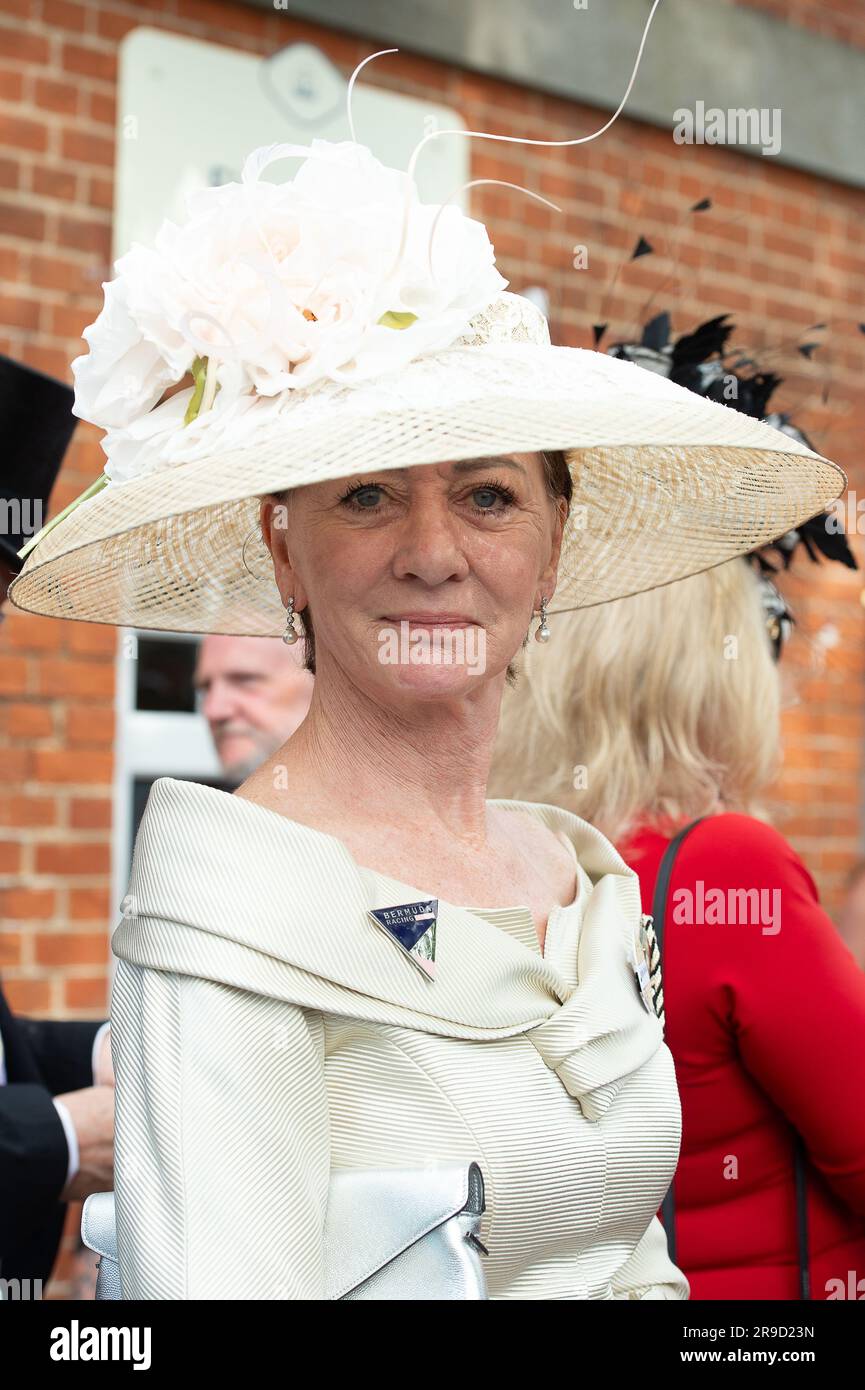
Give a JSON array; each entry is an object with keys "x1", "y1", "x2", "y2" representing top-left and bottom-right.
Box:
[{"x1": 112, "y1": 777, "x2": 663, "y2": 1122}]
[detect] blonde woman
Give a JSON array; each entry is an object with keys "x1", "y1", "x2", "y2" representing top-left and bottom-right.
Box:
[{"x1": 490, "y1": 557, "x2": 865, "y2": 1299}]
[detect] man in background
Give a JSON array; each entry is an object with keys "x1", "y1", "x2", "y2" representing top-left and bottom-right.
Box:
[{"x1": 194, "y1": 634, "x2": 313, "y2": 785}]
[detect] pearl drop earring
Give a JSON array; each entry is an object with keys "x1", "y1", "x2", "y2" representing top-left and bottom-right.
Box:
[
  {"x1": 283, "y1": 595, "x2": 299, "y2": 645},
  {"x1": 534, "y1": 595, "x2": 551, "y2": 643}
]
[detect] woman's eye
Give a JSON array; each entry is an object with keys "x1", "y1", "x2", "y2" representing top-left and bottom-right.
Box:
[
  {"x1": 470, "y1": 485, "x2": 516, "y2": 512},
  {"x1": 338, "y1": 480, "x2": 516, "y2": 514},
  {"x1": 341, "y1": 485, "x2": 383, "y2": 509}
]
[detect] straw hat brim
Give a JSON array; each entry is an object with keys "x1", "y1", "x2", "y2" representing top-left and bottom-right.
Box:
[{"x1": 8, "y1": 340, "x2": 846, "y2": 635}]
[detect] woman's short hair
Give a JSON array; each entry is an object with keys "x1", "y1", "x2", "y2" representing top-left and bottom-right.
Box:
[
  {"x1": 266, "y1": 449, "x2": 572, "y2": 684},
  {"x1": 488, "y1": 556, "x2": 782, "y2": 839}
]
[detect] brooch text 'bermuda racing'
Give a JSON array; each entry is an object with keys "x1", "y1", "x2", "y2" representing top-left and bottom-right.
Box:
[{"x1": 367, "y1": 899, "x2": 439, "y2": 980}]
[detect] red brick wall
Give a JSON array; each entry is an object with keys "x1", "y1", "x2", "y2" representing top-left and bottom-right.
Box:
[
  {"x1": 734, "y1": 0, "x2": 865, "y2": 47},
  {"x1": 1, "y1": 0, "x2": 864, "y2": 1294}
]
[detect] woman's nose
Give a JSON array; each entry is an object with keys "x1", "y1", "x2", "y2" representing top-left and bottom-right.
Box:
[{"x1": 390, "y1": 496, "x2": 471, "y2": 586}]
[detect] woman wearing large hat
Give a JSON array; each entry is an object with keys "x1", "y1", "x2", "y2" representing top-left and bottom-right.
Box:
[{"x1": 9, "y1": 131, "x2": 845, "y2": 1299}]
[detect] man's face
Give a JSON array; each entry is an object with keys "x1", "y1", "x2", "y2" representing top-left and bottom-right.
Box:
[{"x1": 193, "y1": 634, "x2": 314, "y2": 781}]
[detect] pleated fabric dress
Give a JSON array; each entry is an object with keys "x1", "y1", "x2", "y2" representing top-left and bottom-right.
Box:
[{"x1": 110, "y1": 777, "x2": 688, "y2": 1300}]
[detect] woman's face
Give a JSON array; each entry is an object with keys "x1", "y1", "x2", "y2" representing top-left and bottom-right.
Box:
[{"x1": 260, "y1": 453, "x2": 566, "y2": 702}]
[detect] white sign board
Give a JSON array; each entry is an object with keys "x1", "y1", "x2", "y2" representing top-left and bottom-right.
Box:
[{"x1": 114, "y1": 27, "x2": 469, "y2": 258}]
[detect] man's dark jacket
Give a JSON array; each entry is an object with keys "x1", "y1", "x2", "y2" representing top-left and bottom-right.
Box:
[{"x1": 0, "y1": 980, "x2": 103, "y2": 1286}]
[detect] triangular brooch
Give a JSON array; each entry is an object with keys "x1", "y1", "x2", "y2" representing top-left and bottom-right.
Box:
[{"x1": 367, "y1": 898, "x2": 438, "y2": 980}]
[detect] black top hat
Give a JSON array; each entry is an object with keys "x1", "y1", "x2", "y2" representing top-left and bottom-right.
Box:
[{"x1": 0, "y1": 355, "x2": 77, "y2": 574}]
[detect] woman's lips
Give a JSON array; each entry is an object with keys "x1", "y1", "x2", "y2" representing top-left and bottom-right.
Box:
[{"x1": 382, "y1": 614, "x2": 479, "y2": 626}]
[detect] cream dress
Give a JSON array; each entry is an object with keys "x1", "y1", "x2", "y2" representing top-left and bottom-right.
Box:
[{"x1": 110, "y1": 777, "x2": 688, "y2": 1300}]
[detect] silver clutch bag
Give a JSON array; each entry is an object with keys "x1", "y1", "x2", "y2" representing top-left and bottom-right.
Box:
[{"x1": 81, "y1": 1160, "x2": 490, "y2": 1300}]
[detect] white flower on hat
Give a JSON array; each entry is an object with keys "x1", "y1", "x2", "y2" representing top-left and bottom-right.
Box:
[{"x1": 70, "y1": 138, "x2": 508, "y2": 482}]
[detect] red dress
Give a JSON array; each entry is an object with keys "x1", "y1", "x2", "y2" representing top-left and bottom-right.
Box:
[{"x1": 619, "y1": 813, "x2": 865, "y2": 1300}]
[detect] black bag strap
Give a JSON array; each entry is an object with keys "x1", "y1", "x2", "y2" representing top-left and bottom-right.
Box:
[
  {"x1": 793, "y1": 1133, "x2": 811, "y2": 1300},
  {"x1": 650, "y1": 817, "x2": 706, "y2": 959},
  {"x1": 651, "y1": 817, "x2": 706, "y2": 1269},
  {"x1": 649, "y1": 816, "x2": 811, "y2": 1300}
]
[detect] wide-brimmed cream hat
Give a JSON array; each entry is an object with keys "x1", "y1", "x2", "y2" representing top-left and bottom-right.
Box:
[{"x1": 8, "y1": 137, "x2": 845, "y2": 636}]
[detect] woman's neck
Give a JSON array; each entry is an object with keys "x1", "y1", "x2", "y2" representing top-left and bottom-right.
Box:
[{"x1": 253, "y1": 660, "x2": 509, "y2": 850}]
